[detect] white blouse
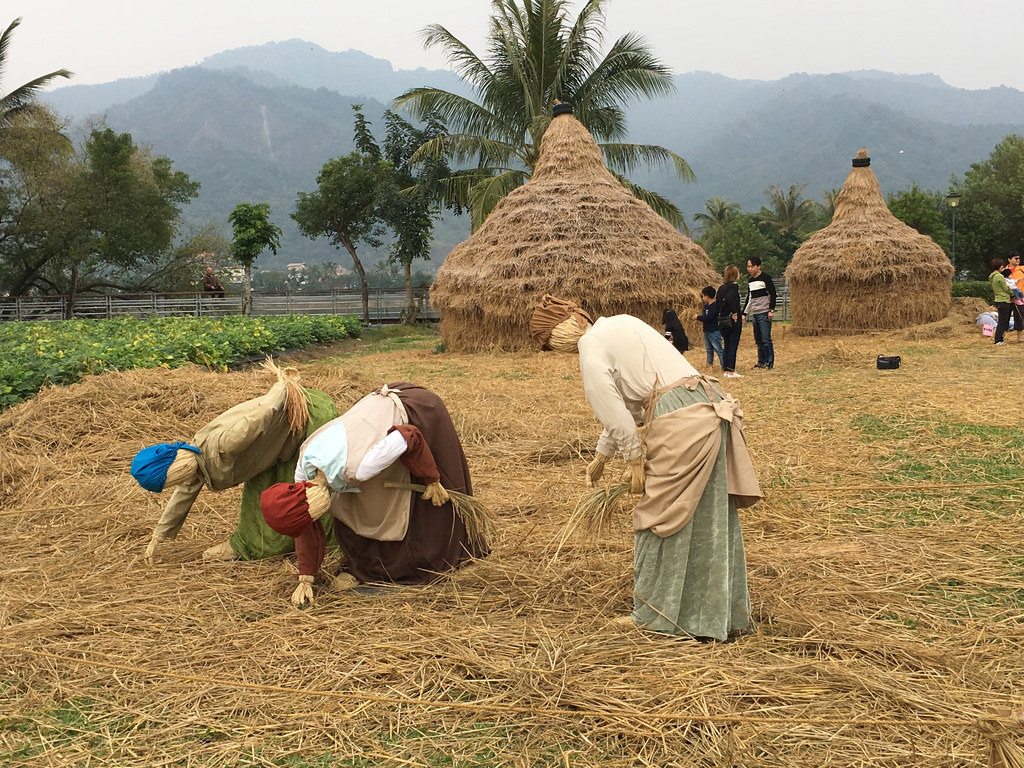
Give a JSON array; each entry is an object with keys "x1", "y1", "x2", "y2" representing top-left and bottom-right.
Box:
[{"x1": 577, "y1": 315, "x2": 698, "y2": 460}]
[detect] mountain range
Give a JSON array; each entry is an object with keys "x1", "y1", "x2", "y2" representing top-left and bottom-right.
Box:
[{"x1": 43, "y1": 39, "x2": 1024, "y2": 270}]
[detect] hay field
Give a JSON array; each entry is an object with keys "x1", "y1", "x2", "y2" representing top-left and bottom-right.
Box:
[{"x1": 2, "y1": 310, "x2": 1023, "y2": 767}]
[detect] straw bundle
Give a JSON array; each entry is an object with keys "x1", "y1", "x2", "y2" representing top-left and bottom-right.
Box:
[
  {"x1": 552, "y1": 482, "x2": 632, "y2": 560},
  {"x1": 785, "y1": 148, "x2": 953, "y2": 335},
  {"x1": 385, "y1": 480, "x2": 497, "y2": 543},
  {"x1": 430, "y1": 110, "x2": 719, "y2": 352}
]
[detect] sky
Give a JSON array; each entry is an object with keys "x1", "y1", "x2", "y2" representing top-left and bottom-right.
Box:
[{"x1": 7, "y1": 0, "x2": 1024, "y2": 93}]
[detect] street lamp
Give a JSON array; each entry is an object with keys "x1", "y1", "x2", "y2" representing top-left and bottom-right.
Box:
[{"x1": 946, "y1": 193, "x2": 961, "y2": 275}]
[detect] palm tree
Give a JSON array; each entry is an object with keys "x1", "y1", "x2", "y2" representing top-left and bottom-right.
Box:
[
  {"x1": 759, "y1": 184, "x2": 822, "y2": 237},
  {"x1": 394, "y1": 0, "x2": 692, "y2": 230},
  {"x1": 693, "y1": 197, "x2": 741, "y2": 232},
  {"x1": 0, "y1": 17, "x2": 72, "y2": 128}
]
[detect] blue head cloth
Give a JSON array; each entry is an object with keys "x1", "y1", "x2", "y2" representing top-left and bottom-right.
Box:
[{"x1": 131, "y1": 441, "x2": 202, "y2": 492}]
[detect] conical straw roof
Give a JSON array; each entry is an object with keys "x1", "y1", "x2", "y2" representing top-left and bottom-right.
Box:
[
  {"x1": 430, "y1": 110, "x2": 719, "y2": 352},
  {"x1": 785, "y1": 148, "x2": 953, "y2": 335}
]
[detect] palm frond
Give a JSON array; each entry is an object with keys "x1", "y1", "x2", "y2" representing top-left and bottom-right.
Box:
[
  {"x1": 600, "y1": 142, "x2": 694, "y2": 181},
  {"x1": 468, "y1": 169, "x2": 529, "y2": 230}
]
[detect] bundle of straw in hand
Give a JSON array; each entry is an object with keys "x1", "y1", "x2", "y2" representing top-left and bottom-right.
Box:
[
  {"x1": 384, "y1": 481, "x2": 496, "y2": 542},
  {"x1": 552, "y1": 482, "x2": 631, "y2": 561}
]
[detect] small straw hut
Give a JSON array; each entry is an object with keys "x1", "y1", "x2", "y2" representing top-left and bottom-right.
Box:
[
  {"x1": 785, "y1": 148, "x2": 953, "y2": 335},
  {"x1": 430, "y1": 106, "x2": 719, "y2": 352}
]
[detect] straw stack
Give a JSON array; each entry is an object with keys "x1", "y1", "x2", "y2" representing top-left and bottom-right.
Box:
[
  {"x1": 430, "y1": 109, "x2": 719, "y2": 352},
  {"x1": 785, "y1": 148, "x2": 953, "y2": 335}
]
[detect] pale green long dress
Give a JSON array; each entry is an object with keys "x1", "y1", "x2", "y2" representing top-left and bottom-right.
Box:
[{"x1": 632, "y1": 383, "x2": 751, "y2": 640}]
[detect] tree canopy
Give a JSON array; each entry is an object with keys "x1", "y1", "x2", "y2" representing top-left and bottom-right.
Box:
[{"x1": 0, "y1": 109, "x2": 200, "y2": 309}]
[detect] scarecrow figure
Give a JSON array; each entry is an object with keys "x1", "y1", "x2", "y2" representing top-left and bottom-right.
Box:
[
  {"x1": 531, "y1": 295, "x2": 761, "y2": 641},
  {"x1": 130, "y1": 360, "x2": 337, "y2": 563},
  {"x1": 261, "y1": 383, "x2": 488, "y2": 606}
]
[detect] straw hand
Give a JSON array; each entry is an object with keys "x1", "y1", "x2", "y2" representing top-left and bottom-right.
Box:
[
  {"x1": 144, "y1": 534, "x2": 167, "y2": 564},
  {"x1": 422, "y1": 481, "x2": 450, "y2": 506},
  {"x1": 291, "y1": 575, "x2": 315, "y2": 607},
  {"x1": 624, "y1": 456, "x2": 646, "y2": 494},
  {"x1": 586, "y1": 452, "x2": 610, "y2": 487}
]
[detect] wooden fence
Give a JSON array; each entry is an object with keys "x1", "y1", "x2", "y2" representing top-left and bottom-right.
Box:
[{"x1": 0, "y1": 289, "x2": 439, "y2": 323}]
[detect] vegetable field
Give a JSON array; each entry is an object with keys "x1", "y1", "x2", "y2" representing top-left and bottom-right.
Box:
[{"x1": 0, "y1": 314, "x2": 362, "y2": 409}]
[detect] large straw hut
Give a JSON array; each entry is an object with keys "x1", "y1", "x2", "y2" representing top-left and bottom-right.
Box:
[
  {"x1": 430, "y1": 106, "x2": 719, "y2": 352},
  {"x1": 785, "y1": 148, "x2": 953, "y2": 335}
]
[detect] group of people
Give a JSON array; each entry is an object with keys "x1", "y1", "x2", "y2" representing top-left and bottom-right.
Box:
[
  {"x1": 989, "y1": 251, "x2": 1024, "y2": 345},
  {"x1": 131, "y1": 295, "x2": 764, "y2": 643},
  {"x1": 666, "y1": 258, "x2": 778, "y2": 378}
]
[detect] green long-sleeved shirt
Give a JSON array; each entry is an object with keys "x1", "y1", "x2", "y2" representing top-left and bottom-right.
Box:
[{"x1": 991, "y1": 270, "x2": 1013, "y2": 303}]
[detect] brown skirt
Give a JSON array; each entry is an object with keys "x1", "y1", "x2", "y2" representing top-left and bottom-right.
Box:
[{"x1": 332, "y1": 383, "x2": 489, "y2": 584}]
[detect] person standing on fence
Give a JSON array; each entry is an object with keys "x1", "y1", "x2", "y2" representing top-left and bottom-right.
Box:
[
  {"x1": 260, "y1": 383, "x2": 488, "y2": 606},
  {"x1": 130, "y1": 359, "x2": 337, "y2": 563},
  {"x1": 743, "y1": 257, "x2": 777, "y2": 370},
  {"x1": 530, "y1": 295, "x2": 761, "y2": 642},
  {"x1": 202, "y1": 266, "x2": 225, "y2": 298}
]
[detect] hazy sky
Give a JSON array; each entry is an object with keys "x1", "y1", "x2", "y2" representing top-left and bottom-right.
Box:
[{"x1": 8, "y1": 0, "x2": 1024, "y2": 93}]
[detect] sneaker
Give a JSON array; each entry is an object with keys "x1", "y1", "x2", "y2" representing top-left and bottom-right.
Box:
[
  {"x1": 752, "y1": 364, "x2": 764, "y2": 369},
  {"x1": 724, "y1": 371, "x2": 743, "y2": 378},
  {"x1": 995, "y1": 341, "x2": 1006, "y2": 345}
]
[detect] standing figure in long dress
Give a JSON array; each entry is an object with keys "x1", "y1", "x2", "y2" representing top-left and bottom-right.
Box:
[{"x1": 531, "y1": 295, "x2": 761, "y2": 641}]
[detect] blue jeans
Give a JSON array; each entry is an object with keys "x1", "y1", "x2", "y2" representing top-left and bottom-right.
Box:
[
  {"x1": 750, "y1": 312, "x2": 774, "y2": 367},
  {"x1": 703, "y1": 330, "x2": 725, "y2": 368}
]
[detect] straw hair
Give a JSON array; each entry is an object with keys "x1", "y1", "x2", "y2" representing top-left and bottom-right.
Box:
[
  {"x1": 785, "y1": 147, "x2": 954, "y2": 335},
  {"x1": 305, "y1": 473, "x2": 331, "y2": 522},
  {"x1": 430, "y1": 112, "x2": 719, "y2": 352},
  {"x1": 549, "y1": 315, "x2": 589, "y2": 353},
  {"x1": 262, "y1": 357, "x2": 308, "y2": 436},
  {"x1": 163, "y1": 449, "x2": 198, "y2": 488}
]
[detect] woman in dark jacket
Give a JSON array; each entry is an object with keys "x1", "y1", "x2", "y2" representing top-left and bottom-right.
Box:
[
  {"x1": 661, "y1": 308, "x2": 690, "y2": 354},
  {"x1": 717, "y1": 265, "x2": 743, "y2": 377}
]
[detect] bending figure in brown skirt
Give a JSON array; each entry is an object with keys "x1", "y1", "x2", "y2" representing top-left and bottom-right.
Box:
[
  {"x1": 531, "y1": 295, "x2": 762, "y2": 641},
  {"x1": 130, "y1": 360, "x2": 337, "y2": 563},
  {"x1": 260, "y1": 383, "x2": 488, "y2": 606}
]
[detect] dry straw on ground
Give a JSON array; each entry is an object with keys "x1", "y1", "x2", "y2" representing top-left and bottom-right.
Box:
[
  {"x1": 430, "y1": 110, "x2": 719, "y2": 352},
  {"x1": 786, "y1": 148, "x2": 954, "y2": 335},
  {"x1": 2, "y1": 318, "x2": 1023, "y2": 767}
]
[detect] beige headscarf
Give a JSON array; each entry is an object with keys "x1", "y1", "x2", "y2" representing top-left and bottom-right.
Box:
[{"x1": 530, "y1": 295, "x2": 594, "y2": 350}]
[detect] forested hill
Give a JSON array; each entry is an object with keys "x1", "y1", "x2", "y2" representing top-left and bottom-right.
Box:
[{"x1": 43, "y1": 42, "x2": 1024, "y2": 269}]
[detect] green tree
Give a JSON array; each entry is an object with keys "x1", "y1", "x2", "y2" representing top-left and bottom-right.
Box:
[
  {"x1": 756, "y1": 184, "x2": 824, "y2": 268},
  {"x1": 376, "y1": 110, "x2": 450, "y2": 322},
  {"x1": 228, "y1": 202, "x2": 282, "y2": 316},
  {"x1": 0, "y1": 113, "x2": 200, "y2": 312},
  {"x1": 292, "y1": 152, "x2": 384, "y2": 322},
  {"x1": 692, "y1": 197, "x2": 740, "y2": 235},
  {"x1": 394, "y1": 0, "x2": 692, "y2": 230},
  {"x1": 0, "y1": 17, "x2": 72, "y2": 129},
  {"x1": 886, "y1": 184, "x2": 951, "y2": 254},
  {"x1": 699, "y1": 213, "x2": 786, "y2": 278},
  {"x1": 951, "y1": 135, "x2": 1024, "y2": 280}
]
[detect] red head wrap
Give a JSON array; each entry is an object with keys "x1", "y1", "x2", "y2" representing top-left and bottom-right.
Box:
[{"x1": 261, "y1": 481, "x2": 317, "y2": 538}]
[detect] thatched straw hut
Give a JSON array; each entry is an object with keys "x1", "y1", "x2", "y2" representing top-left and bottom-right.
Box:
[
  {"x1": 785, "y1": 148, "x2": 953, "y2": 335},
  {"x1": 430, "y1": 107, "x2": 719, "y2": 352}
]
